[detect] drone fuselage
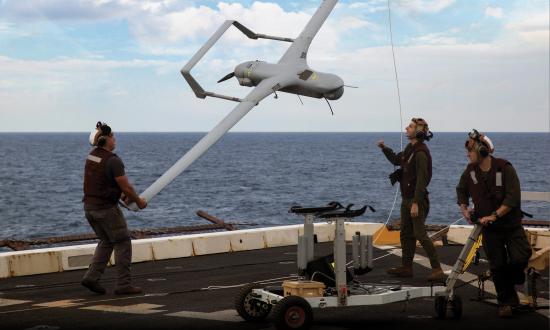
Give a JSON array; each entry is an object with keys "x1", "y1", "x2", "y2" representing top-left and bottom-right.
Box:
[{"x1": 234, "y1": 60, "x2": 344, "y2": 100}]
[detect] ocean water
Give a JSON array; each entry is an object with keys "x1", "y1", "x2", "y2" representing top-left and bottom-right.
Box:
[{"x1": 0, "y1": 132, "x2": 549, "y2": 241}]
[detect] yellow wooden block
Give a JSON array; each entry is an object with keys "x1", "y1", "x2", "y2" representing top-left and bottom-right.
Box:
[{"x1": 372, "y1": 226, "x2": 400, "y2": 246}]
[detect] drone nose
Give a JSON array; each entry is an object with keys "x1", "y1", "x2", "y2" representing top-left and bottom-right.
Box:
[{"x1": 324, "y1": 86, "x2": 344, "y2": 100}]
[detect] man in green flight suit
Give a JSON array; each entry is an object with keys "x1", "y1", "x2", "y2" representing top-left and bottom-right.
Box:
[
  {"x1": 377, "y1": 118, "x2": 445, "y2": 281},
  {"x1": 456, "y1": 129, "x2": 532, "y2": 318}
]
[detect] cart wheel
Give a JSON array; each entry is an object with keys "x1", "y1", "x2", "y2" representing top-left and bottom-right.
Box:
[
  {"x1": 235, "y1": 283, "x2": 271, "y2": 322},
  {"x1": 450, "y1": 295, "x2": 463, "y2": 320},
  {"x1": 434, "y1": 295, "x2": 447, "y2": 319},
  {"x1": 272, "y1": 296, "x2": 313, "y2": 330}
]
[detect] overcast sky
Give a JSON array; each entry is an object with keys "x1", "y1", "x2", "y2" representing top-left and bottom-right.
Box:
[{"x1": 0, "y1": 0, "x2": 548, "y2": 132}]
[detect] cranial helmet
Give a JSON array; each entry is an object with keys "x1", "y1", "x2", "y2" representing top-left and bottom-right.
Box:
[
  {"x1": 411, "y1": 117, "x2": 433, "y2": 141},
  {"x1": 89, "y1": 121, "x2": 112, "y2": 146},
  {"x1": 465, "y1": 129, "x2": 494, "y2": 157}
]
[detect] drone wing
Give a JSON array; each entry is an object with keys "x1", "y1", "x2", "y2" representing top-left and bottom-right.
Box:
[
  {"x1": 126, "y1": 77, "x2": 284, "y2": 210},
  {"x1": 278, "y1": 0, "x2": 338, "y2": 64}
]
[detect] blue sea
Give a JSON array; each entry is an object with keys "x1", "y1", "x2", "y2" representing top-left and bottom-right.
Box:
[{"x1": 0, "y1": 132, "x2": 549, "y2": 242}]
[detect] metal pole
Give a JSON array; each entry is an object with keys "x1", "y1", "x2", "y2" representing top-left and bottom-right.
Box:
[
  {"x1": 297, "y1": 235, "x2": 308, "y2": 274},
  {"x1": 366, "y1": 235, "x2": 373, "y2": 268},
  {"x1": 352, "y1": 232, "x2": 360, "y2": 269},
  {"x1": 334, "y1": 218, "x2": 348, "y2": 306},
  {"x1": 304, "y1": 214, "x2": 315, "y2": 262}
]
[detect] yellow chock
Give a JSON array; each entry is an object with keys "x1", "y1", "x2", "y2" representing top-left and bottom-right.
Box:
[{"x1": 372, "y1": 225, "x2": 400, "y2": 246}]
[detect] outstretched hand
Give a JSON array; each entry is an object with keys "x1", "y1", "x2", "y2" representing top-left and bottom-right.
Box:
[{"x1": 377, "y1": 139, "x2": 385, "y2": 149}]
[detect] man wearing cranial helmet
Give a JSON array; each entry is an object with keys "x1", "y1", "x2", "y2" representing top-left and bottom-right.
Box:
[
  {"x1": 377, "y1": 117, "x2": 444, "y2": 282},
  {"x1": 81, "y1": 121, "x2": 147, "y2": 295},
  {"x1": 456, "y1": 129, "x2": 532, "y2": 318}
]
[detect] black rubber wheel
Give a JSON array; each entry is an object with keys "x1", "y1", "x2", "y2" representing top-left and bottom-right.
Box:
[
  {"x1": 235, "y1": 283, "x2": 272, "y2": 322},
  {"x1": 434, "y1": 295, "x2": 447, "y2": 319},
  {"x1": 473, "y1": 251, "x2": 480, "y2": 265},
  {"x1": 450, "y1": 295, "x2": 463, "y2": 320},
  {"x1": 272, "y1": 296, "x2": 313, "y2": 330}
]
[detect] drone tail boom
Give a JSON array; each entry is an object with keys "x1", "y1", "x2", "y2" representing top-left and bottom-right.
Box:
[{"x1": 129, "y1": 77, "x2": 285, "y2": 209}]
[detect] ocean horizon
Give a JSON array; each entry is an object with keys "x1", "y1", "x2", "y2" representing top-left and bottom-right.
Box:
[{"x1": 1, "y1": 132, "x2": 548, "y2": 245}]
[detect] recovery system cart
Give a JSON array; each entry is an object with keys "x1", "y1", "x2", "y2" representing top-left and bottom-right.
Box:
[{"x1": 235, "y1": 202, "x2": 447, "y2": 329}]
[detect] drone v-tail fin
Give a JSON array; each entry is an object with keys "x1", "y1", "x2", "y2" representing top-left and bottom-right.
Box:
[{"x1": 278, "y1": 0, "x2": 338, "y2": 64}]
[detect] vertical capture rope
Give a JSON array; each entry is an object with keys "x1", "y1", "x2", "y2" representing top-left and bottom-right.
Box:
[
  {"x1": 374, "y1": 0, "x2": 404, "y2": 244},
  {"x1": 387, "y1": 0, "x2": 405, "y2": 151}
]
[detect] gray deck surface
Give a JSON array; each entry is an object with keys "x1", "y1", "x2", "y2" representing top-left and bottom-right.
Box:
[{"x1": 0, "y1": 242, "x2": 548, "y2": 330}]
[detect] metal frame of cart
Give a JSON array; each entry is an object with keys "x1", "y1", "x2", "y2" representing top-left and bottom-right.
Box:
[{"x1": 235, "y1": 202, "x2": 447, "y2": 329}]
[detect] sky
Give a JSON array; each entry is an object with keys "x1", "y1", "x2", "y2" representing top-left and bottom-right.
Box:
[{"x1": 0, "y1": 0, "x2": 548, "y2": 132}]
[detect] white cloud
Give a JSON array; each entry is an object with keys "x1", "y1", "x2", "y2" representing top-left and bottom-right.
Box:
[
  {"x1": 0, "y1": 0, "x2": 312, "y2": 42},
  {"x1": 506, "y1": 12, "x2": 549, "y2": 32},
  {"x1": 304, "y1": 41, "x2": 548, "y2": 132},
  {"x1": 0, "y1": 21, "x2": 31, "y2": 37},
  {"x1": 2, "y1": 28, "x2": 547, "y2": 133},
  {"x1": 0, "y1": 55, "x2": 172, "y2": 91},
  {"x1": 130, "y1": 5, "x2": 221, "y2": 44},
  {"x1": 402, "y1": 27, "x2": 461, "y2": 46},
  {"x1": 0, "y1": 22, "x2": 10, "y2": 33},
  {"x1": 0, "y1": 1, "x2": 548, "y2": 133},
  {"x1": 485, "y1": 6, "x2": 504, "y2": 19},
  {"x1": 348, "y1": 1, "x2": 387, "y2": 13},
  {"x1": 0, "y1": 80, "x2": 15, "y2": 88},
  {"x1": 397, "y1": 0, "x2": 455, "y2": 14},
  {"x1": 337, "y1": 15, "x2": 377, "y2": 31},
  {"x1": 128, "y1": 1, "x2": 376, "y2": 61},
  {"x1": 0, "y1": 0, "x2": 188, "y2": 21},
  {"x1": 505, "y1": 11, "x2": 549, "y2": 45},
  {"x1": 0, "y1": 0, "x2": 377, "y2": 68},
  {"x1": 410, "y1": 32, "x2": 457, "y2": 45}
]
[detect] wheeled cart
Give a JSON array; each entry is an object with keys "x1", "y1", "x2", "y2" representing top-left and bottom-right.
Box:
[{"x1": 235, "y1": 202, "x2": 446, "y2": 329}]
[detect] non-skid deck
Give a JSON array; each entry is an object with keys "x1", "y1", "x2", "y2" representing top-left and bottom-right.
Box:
[{"x1": 0, "y1": 243, "x2": 548, "y2": 330}]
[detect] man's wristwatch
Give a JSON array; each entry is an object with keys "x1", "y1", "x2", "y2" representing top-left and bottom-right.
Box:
[{"x1": 491, "y1": 211, "x2": 500, "y2": 220}]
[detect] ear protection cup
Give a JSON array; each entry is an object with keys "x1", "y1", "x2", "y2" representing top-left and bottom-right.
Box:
[
  {"x1": 476, "y1": 142, "x2": 489, "y2": 158},
  {"x1": 415, "y1": 129, "x2": 426, "y2": 140},
  {"x1": 412, "y1": 118, "x2": 432, "y2": 141},
  {"x1": 97, "y1": 135, "x2": 107, "y2": 147},
  {"x1": 467, "y1": 129, "x2": 491, "y2": 158}
]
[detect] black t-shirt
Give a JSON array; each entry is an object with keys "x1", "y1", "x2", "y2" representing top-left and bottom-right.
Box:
[{"x1": 106, "y1": 156, "x2": 125, "y2": 181}]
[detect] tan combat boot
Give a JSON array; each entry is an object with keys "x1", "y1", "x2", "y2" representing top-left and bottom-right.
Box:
[
  {"x1": 114, "y1": 285, "x2": 143, "y2": 295},
  {"x1": 386, "y1": 265, "x2": 413, "y2": 277},
  {"x1": 427, "y1": 267, "x2": 446, "y2": 282}
]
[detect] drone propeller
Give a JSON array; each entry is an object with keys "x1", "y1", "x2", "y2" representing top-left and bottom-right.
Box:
[{"x1": 217, "y1": 72, "x2": 235, "y2": 83}]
